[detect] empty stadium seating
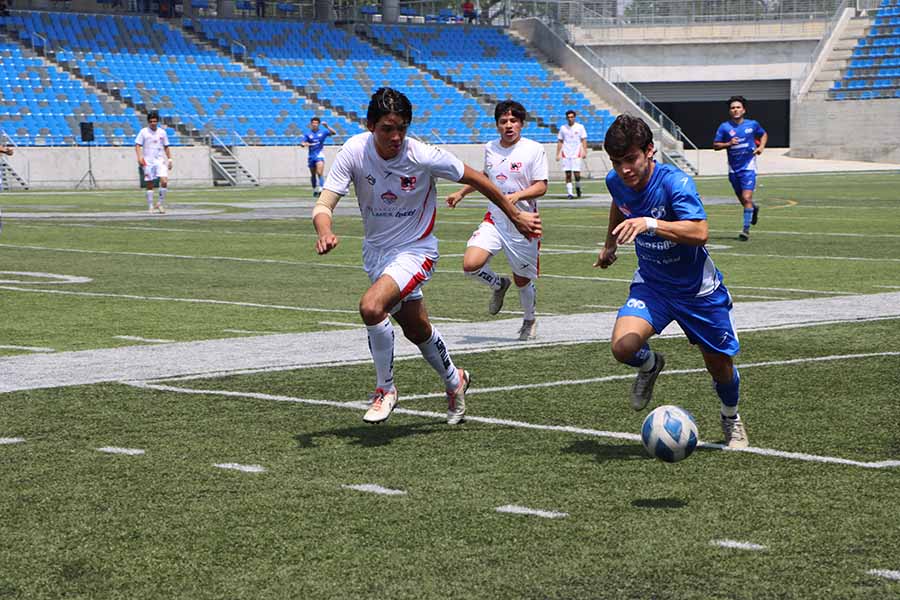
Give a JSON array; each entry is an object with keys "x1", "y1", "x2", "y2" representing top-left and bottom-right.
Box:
[{"x1": 830, "y1": 0, "x2": 900, "y2": 100}]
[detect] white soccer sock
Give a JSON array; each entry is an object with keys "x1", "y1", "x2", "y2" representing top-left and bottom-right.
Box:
[
  {"x1": 417, "y1": 326, "x2": 460, "y2": 391},
  {"x1": 566, "y1": 182, "x2": 573, "y2": 196},
  {"x1": 158, "y1": 186, "x2": 167, "y2": 206},
  {"x1": 518, "y1": 281, "x2": 536, "y2": 320},
  {"x1": 466, "y1": 265, "x2": 502, "y2": 290},
  {"x1": 146, "y1": 190, "x2": 154, "y2": 208},
  {"x1": 366, "y1": 317, "x2": 395, "y2": 391}
]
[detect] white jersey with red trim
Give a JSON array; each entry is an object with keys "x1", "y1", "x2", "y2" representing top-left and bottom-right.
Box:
[
  {"x1": 324, "y1": 132, "x2": 465, "y2": 249},
  {"x1": 134, "y1": 126, "x2": 170, "y2": 164},
  {"x1": 482, "y1": 136, "x2": 548, "y2": 228},
  {"x1": 557, "y1": 122, "x2": 587, "y2": 158}
]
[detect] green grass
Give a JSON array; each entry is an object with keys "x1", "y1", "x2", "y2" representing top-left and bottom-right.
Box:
[{"x1": 1, "y1": 172, "x2": 899, "y2": 598}]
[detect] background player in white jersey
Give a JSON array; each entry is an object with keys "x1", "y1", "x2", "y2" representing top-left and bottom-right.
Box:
[
  {"x1": 594, "y1": 114, "x2": 748, "y2": 449},
  {"x1": 446, "y1": 100, "x2": 548, "y2": 341},
  {"x1": 313, "y1": 88, "x2": 541, "y2": 426},
  {"x1": 556, "y1": 110, "x2": 588, "y2": 199},
  {"x1": 134, "y1": 111, "x2": 172, "y2": 214}
]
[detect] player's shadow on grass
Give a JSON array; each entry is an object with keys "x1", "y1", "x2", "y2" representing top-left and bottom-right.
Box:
[
  {"x1": 294, "y1": 421, "x2": 445, "y2": 448},
  {"x1": 562, "y1": 439, "x2": 647, "y2": 463}
]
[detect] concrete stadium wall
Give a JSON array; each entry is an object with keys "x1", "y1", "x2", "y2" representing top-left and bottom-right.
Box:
[
  {"x1": 5, "y1": 143, "x2": 612, "y2": 190},
  {"x1": 790, "y1": 99, "x2": 900, "y2": 163}
]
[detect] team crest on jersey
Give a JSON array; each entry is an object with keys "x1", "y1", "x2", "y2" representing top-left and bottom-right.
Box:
[
  {"x1": 400, "y1": 176, "x2": 416, "y2": 191},
  {"x1": 381, "y1": 191, "x2": 398, "y2": 204},
  {"x1": 744, "y1": 127, "x2": 753, "y2": 134},
  {"x1": 729, "y1": 129, "x2": 736, "y2": 136},
  {"x1": 366, "y1": 174, "x2": 376, "y2": 185},
  {"x1": 651, "y1": 207, "x2": 666, "y2": 219},
  {"x1": 496, "y1": 173, "x2": 508, "y2": 182},
  {"x1": 510, "y1": 162, "x2": 522, "y2": 172}
]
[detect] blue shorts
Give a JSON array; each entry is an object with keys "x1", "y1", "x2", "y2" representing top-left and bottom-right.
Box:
[
  {"x1": 308, "y1": 154, "x2": 325, "y2": 169},
  {"x1": 617, "y1": 283, "x2": 740, "y2": 356},
  {"x1": 728, "y1": 170, "x2": 756, "y2": 195}
]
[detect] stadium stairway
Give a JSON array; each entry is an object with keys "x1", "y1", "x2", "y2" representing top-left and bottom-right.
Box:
[
  {"x1": 0, "y1": 153, "x2": 28, "y2": 191},
  {"x1": 810, "y1": 16, "x2": 873, "y2": 98}
]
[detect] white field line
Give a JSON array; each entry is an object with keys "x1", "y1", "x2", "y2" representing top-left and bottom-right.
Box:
[
  {"x1": 495, "y1": 505, "x2": 568, "y2": 519},
  {"x1": 319, "y1": 321, "x2": 367, "y2": 328},
  {"x1": 341, "y1": 484, "x2": 407, "y2": 496},
  {"x1": 222, "y1": 328, "x2": 283, "y2": 335},
  {"x1": 715, "y1": 251, "x2": 900, "y2": 263},
  {"x1": 114, "y1": 335, "x2": 174, "y2": 344},
  {"x1": 729, "y1": 294, "x2": 790, "y2": 300},
  {"x1": 497, "y1": 310, "x2": 558, "y2": 317},
  {"x1": 214, "y1": 463, "x2": 266, "y2": 473},
  {"x1": 581, "y1": 304, "x2": 621, "y2": 310},
  {"x1": 712, "y1": 540, "x2": 767, "y2": 551},
  {"x1": 125, "y1": 351, "x2": 900, "y2": 471},
  {"x1": 875, "y1": 285, "x2": 900, "y2": 289},
  {"x1": 148, "y1": 315, "x2": 900, "y2": 385},
  {"x1": 0, "y1": 437, "x2": 26, "y2": 445},
  {"x1": 867, "y1": 569, "x2": 900, "y2": 581},
  {"x1": 97, "y1": 446, "x2": 145, "y2": 456},
  {"x1": 0, "y1": 286, "x2": 467, "y2": 322},
  {"x1": 0, "y1": 271, "x2": 93, "y2": 284},
  {"x1": 0, "y1": 344, "x2": 55, "y2": 353},
  {"x1": 538, "y1": 274, "x2": 858, "y2": 296},
  {"x1": 708, "y1": 228, "x2": 900, "y2": 239}
]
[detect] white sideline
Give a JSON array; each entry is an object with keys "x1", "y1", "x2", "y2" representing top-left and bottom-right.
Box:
[
  {"x1": 342, "y1": 484, "x2": 407, "y2": 496},
  {"x1": 495, "y1": 505, "x2": 568, "y2": 519},
  {"x1": 867, "y1": 569, "x2": 900, "y2": 581},
  {"x1": 97, "y1": 446, "x2": 145, "y2": 456},
  {"x1": 114, "y1": 335, "x2": 175, "y2": 344},
  {"x1": 213, "y1": 463, "x2": 266, "y2": 473},
  {"x1": 712, "y1": 540, "x2": 767, "y2": 551},
  {"x1": 0, "y1": 437, "x2": 25, "y2": 445}
]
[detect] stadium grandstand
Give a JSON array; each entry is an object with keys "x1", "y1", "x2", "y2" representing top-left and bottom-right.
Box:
[{"x1": 0, "y1": 0, "x2": 896, "y2": 188}]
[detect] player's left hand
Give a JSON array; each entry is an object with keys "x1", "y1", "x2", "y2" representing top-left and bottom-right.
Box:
[
  {"x1": 446, "y1": 192, "x2": 464, "y2": 208},
  {"x1": 167, "y1": 159, "x2": 174, "y2": 169},
  {"x1": 612, "y1": 217, "x2": 649, "y2": 244},
  {"x1": 753, "y1": 148, "x2": 763, "y2": 156},
  {"x1": 512, "y1": 210, "x2": 541, "y2": 239}
]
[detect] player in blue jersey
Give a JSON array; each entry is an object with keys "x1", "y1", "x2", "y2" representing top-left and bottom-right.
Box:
[
  {"x1": 594, "y1": 114, "x2": 748, "y2": 448},
  {"x1": 713, "y1": 96, "x2": 767, "y2": 241},
  {"x1": 302, "y1": 117, "x2": 337, "y2": 197}
]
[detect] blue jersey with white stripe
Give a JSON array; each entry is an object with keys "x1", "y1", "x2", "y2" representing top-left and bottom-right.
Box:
[
  {"x1": 605, "y1": 162, "x2": 722, "y2": 297},
  {"x1": 714, "y1": 119, "x2": 766, "y2": 173},
  {"x1": 303, "y1": 128, "x2": 333, "y2": 158}
]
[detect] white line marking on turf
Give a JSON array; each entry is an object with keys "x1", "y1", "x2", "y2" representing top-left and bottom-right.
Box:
[
  {"x1": 868, "y1": 569, "x2": 900, "y2": 581},
  {"x1": 715, "y1": 251, "x2": 900, "y2": 263},
  {"x1": 495, "y1": 505, "x2": 568, "y2": 519},
  {"x1": 539, "y1": 274, "x2": 857, "y2": 296},
  {"x1": 319, "y1": 321, "x2": 367, "y2": 328},
  {"x1": 0, "y1": 344, "x2": 55, "y2": 353},
  {"x1": 222, "y1": 328, "x2": 283, "y2": 335},
  {"x1": 712, "y1": 540, "x2": 767, "y2": 551},
  {"x1": 0, "y1": 437, "x2": 26, "y2": 445},
  {"x1": 0, "y1": 271, "x2": 93, "y2": 285},
  {"x1": 731, "y1": 294, "x2": 791, "y2": 300},
  {"x1": 97, "y1": 446, "x2": 145, "y2": 455},
  {"x1": 214, "y1": 463, "x2": 266, "y2": 473},
  {"x1": 114, "y1": 335, "x2": 174, "y2": 344},
  {"x1": 581, "y1": 304, "x2": 620, "y2": 310},
  {"x1": 875, "y1": 285, "x2": 900, "y2": 289},
  {"x1": 342, "y1": 484, "x2": 408, "y2": 496},
  {"x1": 709, "y1": 228, "x2": 900, "y2": 239}
]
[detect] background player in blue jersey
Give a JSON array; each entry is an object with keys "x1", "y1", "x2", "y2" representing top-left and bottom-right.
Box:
[
  {"x1": 301, "y1": 117, "x2": 336, "y2": 197},
  {"x1": 594, "y1": 114, "x2": 749, "y2": 448},
  {"x1": 713, "y1": 95, "x2": 768, "y2": 241}
]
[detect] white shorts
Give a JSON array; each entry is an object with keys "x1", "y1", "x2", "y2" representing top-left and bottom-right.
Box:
[
  {"x1": 143, "y1": 160, "x2": 169, "y2": 182},
  {"x1": 561, "y1": 157, "x2": 583, "y2": 173},
  {"x1": 362, "y1": 237, "x2": 439, "y2": 307},
  {"x1": 467, "y1": 219, "x2": 540, "y2": 280}
]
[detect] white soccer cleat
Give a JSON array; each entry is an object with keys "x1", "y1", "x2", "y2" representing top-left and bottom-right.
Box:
[
  {"x1": 631, "y1": 352, "x2": 665, "y2": 411},
  {"x1": 488, "y1": 276, "x2": 511, "y2": 315},
  {"x1": 363, "y1": 387, "x2": 398, "y2": 424},
  {"x1": 721, "y1": 414, "x2": 750, "y2": 448},
  {"x1": 518, "y1": 319, "x2": 536, "y2": 341},
  {"x1": 446, "y1": 369, "x2": 470, "y2": 425},
  {"x1": 157, "y1": 204, "x2": 166, "y2": 214}
]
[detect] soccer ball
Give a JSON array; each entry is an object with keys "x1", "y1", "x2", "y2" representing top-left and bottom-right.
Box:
[{"x1": 640, "y1": 405, "x2": 699, "y2": 463}]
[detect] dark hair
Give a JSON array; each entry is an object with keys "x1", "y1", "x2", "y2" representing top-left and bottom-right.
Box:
[
  {"x1": 494, "y1": 99, "x2": 527, "y2": 123},
  {"x1": 728, "y1": 95, "x2": 747, "y2": 109},
  {"x1": 310, "y1": 117, "x2": 321, "y2": 123},
  {"x1": 603, "y1": 114, "x2": 654, "y2": 157},
  {"x1": 565, "y1": 110, "x2": 576, "y2": 117},
  {"x1": 367, "y1": 87, "x2": 413, "y2": 125},
  {"x1": 147, "y1": 111, "x2": 159, "y2": 121}
]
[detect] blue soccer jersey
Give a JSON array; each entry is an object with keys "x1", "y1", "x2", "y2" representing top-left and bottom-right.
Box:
[
  {"x1": 605, "y1": 163, "x2": 722, "y2": 297},
  {"x1": 714, "y1": 119, "x2": 766, "y2": 173},
  {"x1": 303, "y1": 128, "x2": 333, "y2": 160}
]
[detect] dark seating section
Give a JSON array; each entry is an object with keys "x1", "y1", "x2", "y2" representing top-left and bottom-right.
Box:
[
  {"x1": 193, "y1": 18, "x2": 498, "y2": 143},
  {"x1": 830, "y1": 0, "x2": 900, "y2": 100},
  {"x1": 367, "y1": 25, "x2": 615, "y2": 143}
]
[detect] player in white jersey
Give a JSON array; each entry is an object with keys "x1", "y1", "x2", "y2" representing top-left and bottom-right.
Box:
[
  {"x1": 313, "y1": 88, "x2": 541, "y2": 426},
  {"x1": 134, "y1": 111, "x2": 172, "y2": 214},
  {"x1": 447, "y1": 100, "x2": 548, "y2": 341},
  {"x1": 556, "y1": 110, "x2": 588, "y2": 199}
]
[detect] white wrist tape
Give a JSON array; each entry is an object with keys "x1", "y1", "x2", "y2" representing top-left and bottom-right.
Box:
[{"x1": 644, "y1": 217, "x2": 658, "y2": 235}]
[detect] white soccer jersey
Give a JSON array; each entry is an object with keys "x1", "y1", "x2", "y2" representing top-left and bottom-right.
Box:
[
  {"x1": 557, "y1": 122, "x2": 587, "y2": 158},
  {"x1": 324, "y1": 132, "x2": 465, "y2": 249},
  {"x1": 482, "y1": 136, "x2": 548, "y2": 227},
  {"x1": 134, "y1": 126, "x2": 170, "y2": 164}
]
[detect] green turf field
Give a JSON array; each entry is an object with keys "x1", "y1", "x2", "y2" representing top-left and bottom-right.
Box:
[{"x1": 1, "y1": 172, "x2": 899, "y2": 599}]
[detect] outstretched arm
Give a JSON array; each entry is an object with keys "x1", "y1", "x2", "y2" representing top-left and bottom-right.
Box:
[{"x1": 446, "y1": 183, "x2": 477, "y2": 208}]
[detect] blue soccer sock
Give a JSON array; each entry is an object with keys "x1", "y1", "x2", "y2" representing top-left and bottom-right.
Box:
[
  {"x1": 310, "y1": 174, "x2": 317, "y2": 189},
  {"x1": 742, "y1": 208, "x2": 753, "y2": 230},
  {"x1": 715, "y1": 367, "x2": 740, "y2": 418},
  {"x1": 623, "y1": 344, "x2": 653, "y2": 369}
]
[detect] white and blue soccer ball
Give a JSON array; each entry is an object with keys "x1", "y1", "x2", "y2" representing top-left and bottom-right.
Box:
[{"x1": 641, "y1": 405, "x2": 699, "y2": 463}]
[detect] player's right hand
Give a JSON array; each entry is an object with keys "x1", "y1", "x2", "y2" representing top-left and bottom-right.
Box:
[
  {"x1": 593, "y1": 247, "x2": 617, "y2": 269},
  {"x1": 316, "y1": 233, "x2": 339, "y2": 255},
  {"x1": 513, "y1": 210, "x2": 542, "y2": 239},
  {"x1": 446, "y1": 192, "x2": 463, "y2": 208}
]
